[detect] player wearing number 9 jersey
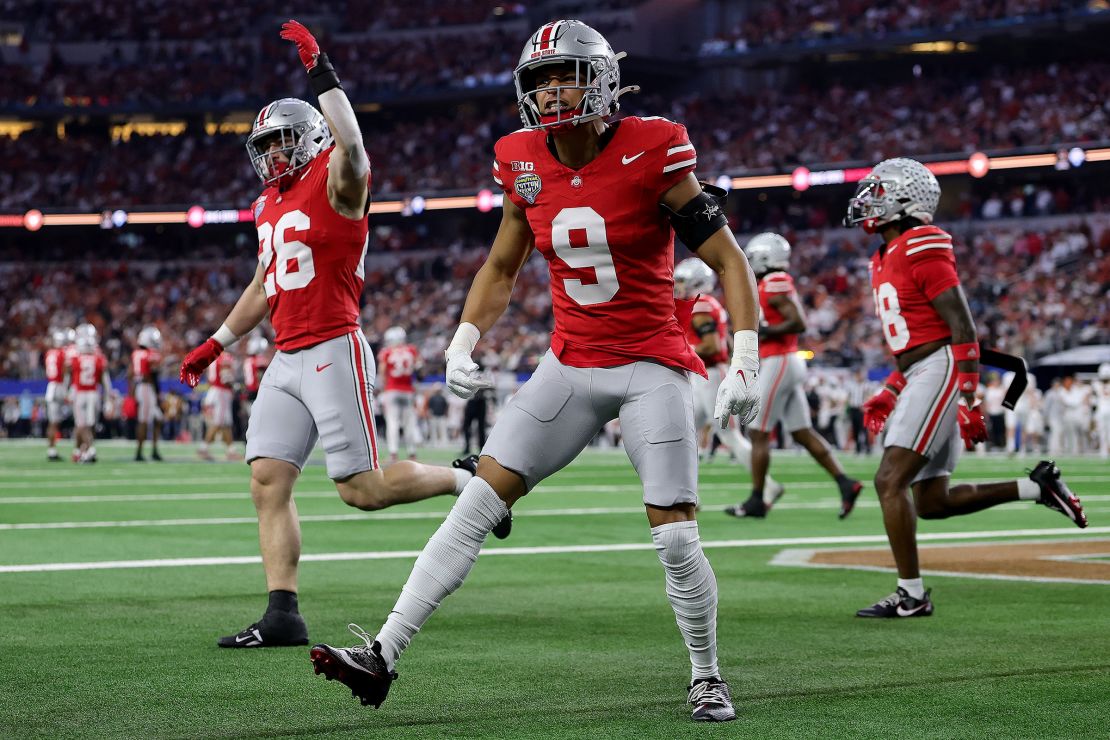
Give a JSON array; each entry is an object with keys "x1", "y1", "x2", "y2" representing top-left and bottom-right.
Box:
[
  {"x1": 177, "y1": 20, "x2": 505, "y2": 652},
  {"x1": 311, "y1": 20, "x2": 760, "y2": 722},
  {"x1": 846, "y1": 157, "x2": 1086, "y2": 620}
]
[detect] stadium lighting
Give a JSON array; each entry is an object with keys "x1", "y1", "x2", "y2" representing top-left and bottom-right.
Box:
[{"x1": 4, "y1": 145, "x2": 1109, "y2": 228}]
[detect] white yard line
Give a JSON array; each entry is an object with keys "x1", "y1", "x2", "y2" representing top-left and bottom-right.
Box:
[{"x1": 1, "y1": 526, "x2": 1107, "y2": 574}]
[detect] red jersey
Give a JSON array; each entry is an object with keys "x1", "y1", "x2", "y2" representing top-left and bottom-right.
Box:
[
  {"x1": 758, "y1": 271, "x2": 800, "y2": 358},
  {"x1": 44, "y1": 348, "x2": 68, "y2": 383},
  {"x1": 130, "y1": 348, "x2": 162, "y2": 381},
  {"x1": 70, "y1": 352, "x2": 106, "y2": 392},
  {"x1": 379, "y1": 344, "x2": 419, "y2": 392},
  {"x1": 492, "y1": 116, "x2": 705, "y2": 377},
  {"x1": 686, "y1": 294, "x2": 730, "y2": 366},
  {"x1": 207, "y1": 354, "x2": 235, "y2": 389},
  {"x1": 869, "y1": 225, "x2": 961, "y2": 356},
  {"x1": 244, "y1": 354, "x2": 269, "y2": 393},
  {"x1": 252, "y1": 146, "x2": 370, "y2": 352}
]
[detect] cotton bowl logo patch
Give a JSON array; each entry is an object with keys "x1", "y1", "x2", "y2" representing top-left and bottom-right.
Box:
[
  {"x1": 253, "y1": 196, "x2": 266, "y2": 220},
  {"x1": 514, "y1": 173, "x2": 542, "y2": 204}
]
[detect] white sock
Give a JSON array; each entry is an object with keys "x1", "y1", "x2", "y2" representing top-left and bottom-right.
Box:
[
  {"x1": 652, "y1": 520, "x2": 720, "y2": 682},
  {"x1": 375, "y1": 476, "x2": 507, "y2": 669},
  {"x1": 1017, "y1": 478, "x2": 1041, "y2": 501},
  {"x1": 451, "y1": 468, "x2": 472, "y2": 495},
  {"x1": 898, "y1": 577, "x2": 925, "y2": 599}
]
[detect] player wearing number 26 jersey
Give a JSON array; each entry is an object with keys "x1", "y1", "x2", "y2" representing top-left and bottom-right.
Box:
[
  {"x1": 311, "y1": 20, "x2": 760, "y2": 722},
  {"x1": 178, "y1": 20, "x2": 501, "y2": 653},
  {"x1": 846, "y1": 157, "x2": 1085, "y2": 620}
]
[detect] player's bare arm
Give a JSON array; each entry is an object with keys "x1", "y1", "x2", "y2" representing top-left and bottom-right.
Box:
[
  {"x1": 459, "y1": 199, "x2": 535, "y2": 333},
  {"x1": 661, "y1": 174, "x2": 758, "y2": 333},
  {"x1": 280, "y1": 20, "x2": 369, "y2": 218},
  {"x1": 761, "y1": 292, "x2": 806, "y2": 336},
  {"x1": 444, "y1": 192, "x2": 534, "y2": 399},
  {"x1": 930, "y1": 284, "x2": 979, "y2": 404},
  {"x1": 180, "y1": 263, "x2": 269, "y2": 388}
]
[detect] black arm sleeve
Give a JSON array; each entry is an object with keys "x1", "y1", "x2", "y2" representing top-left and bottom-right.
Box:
[{"x1": 662, "y1": 183, "x2": 729, "y2": 251}]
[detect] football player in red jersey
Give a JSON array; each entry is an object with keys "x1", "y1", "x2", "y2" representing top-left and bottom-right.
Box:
[
  {"x1": 845, "y1": 157, "x2": 1087, "y2": 618},
  {"x1": 43, "y1": 327, "x2": 75, "y2": 462},
  {"x1": 199, "y1": 352, "x2": 238, "y2": 461},
  {"x1": 377, "y1": 326, "x2": 424, "y2": 462},
  {"x1": 130, "y1": 326, "x2": 164, "y2": 462},
  {"x1": 674, "y1": 258, "x2": 784, "y2": 499},
  {"x1": 242, "y1": 334, "x2": 271, "y2": 405},
  {"x1": 310, "y1": 20, "x2": 759, "y2": 722},
  {"x1": 726, "y1": 233, "x2": 862, "y2": 520},
  {"x1": 178, "y1": 20, "x2": 509, "y2": 650},
  {"x1": 69, "y1": 324, "x2": 110, "y2": 464}
]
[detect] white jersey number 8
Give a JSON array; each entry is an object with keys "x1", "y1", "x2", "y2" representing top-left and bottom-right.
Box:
[
  {"x1": 258, "y1": 210, "x2": 316, "y2": 297},
  {"x1": 874, "y1": 281, "x2": 909, "y2": 352},
  {"x1": 550, "y1": 207, "x2": 620, "y2": 306}
]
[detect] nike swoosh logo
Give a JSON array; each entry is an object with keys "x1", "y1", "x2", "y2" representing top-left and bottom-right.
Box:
[
  {"x1": 316, "y1": 363, "x2": 333, "y2": 372},
  {"x1": 896, "y1": 602, "x2": 929, "y2": 617},
  {"x1": 235, "y1": 629, "x2": 263, "y2": 643},
  {"x1": 622, "y1": 152, "x2": 645, "y2": 165}
]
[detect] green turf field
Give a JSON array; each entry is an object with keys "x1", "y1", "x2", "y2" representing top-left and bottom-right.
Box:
[{"x1": 1, "y1": 440, "x2": 1107, "y2": 739}]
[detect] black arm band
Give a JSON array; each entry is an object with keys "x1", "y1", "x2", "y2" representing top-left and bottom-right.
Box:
[
  {"x1": 308, "y1": 53, "x2": 342, "y2": 97},
  {"x1": 664, "y1": 183, "x2": 729, "y2": 251},
  {"x1": 693, "y1": 320, "x2": 718, "y2": 337}
]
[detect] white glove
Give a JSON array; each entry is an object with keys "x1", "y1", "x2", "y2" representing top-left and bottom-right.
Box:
[
  {"x1": 714, "y1": 329, "x2": 761, "y2": 428},
  {"x1": 444, "y1": 322, "x2": 492, "y2": 400}
]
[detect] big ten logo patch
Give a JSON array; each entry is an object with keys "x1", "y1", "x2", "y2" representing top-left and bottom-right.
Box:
[{"x1": 511, "y1": 161, "x2": 535, "y2": 172}]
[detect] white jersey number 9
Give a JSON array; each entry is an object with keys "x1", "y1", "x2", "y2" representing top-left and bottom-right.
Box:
[
  {"x1": 550, "y1": 207, "x2": 620, "y2": 307},
  {"x1": 258, "y1": 210, "x2": 316, "y2": 297},
  {"x1": 874, "y1": 281, "x2": 909, "y2": 352}
]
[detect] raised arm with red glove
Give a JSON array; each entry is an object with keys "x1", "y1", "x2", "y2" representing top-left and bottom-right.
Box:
[
  {"x1": 280, "y1": 19, "x2": 370, "y2": 215},
  {"x1": 862, "y1": 370, "x2": 905, "y2": 435}
]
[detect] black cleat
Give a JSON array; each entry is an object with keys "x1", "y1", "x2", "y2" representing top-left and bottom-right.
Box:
[
  {"x1": 310, "y1": 624, "x2": 397, "y2": 708},
  {"x1": 135, "y1": 452, "x2": 146, "y2": 462},
  {"x1": 217, "y1": 611, "x2": 308, "y2": 648},
  {"x1": 724, "y1": 494, "x2": 767, "y2": 519},
  {"x1": 838, "y1": 478, "x2": 864, "y2": 520},
  {"x1": 453, "y1": 454, "x2": 512, "y2": 539},
  {"x1": 151, "y1": 450, "x2": 163, "y2": 462},
  {"x1": 688, "y1": 677, "x2": 737, "y2": 722},
  {"x1": 856, "y1": 587, "x2": 933, "y2": 618},
  {"x1": 1029, "y1": 460, "x2": 1087, "y2": 528}
]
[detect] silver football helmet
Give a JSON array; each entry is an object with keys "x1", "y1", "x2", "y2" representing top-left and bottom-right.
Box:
[
  {"x1": 75, "y1": 323, "x2": 98, "y2": 346},
  {"x1": 51, "y1": 328, "x2": 70, "y2": 348},
  {"x1": 138, "y1": 325, "x2": 162, "y2": 350},
  {"x1": 246, "y1": 334, "x2": 269, "y2": 356},
  {"x1": 1098, "y1": 363, "x2": 1110, "y2": 382},
  {"x1": 246, "y1": 98, "x2": 333, "y2": 186},
  {"x1": 744, "y1": 232, "x2": 792, "y2": 276},
  {"x1": 674, "y1": 258, "x2": 716, "y2": 299},
  {"x1": 845, "y1": 157, "x2": 941, "y2": 232},
  {"x1": 514, "y1": 19, "x2": 639, "y2": 131},
  {"x1": 384, "y1": 326, "x2": 407, "y2": 347}
]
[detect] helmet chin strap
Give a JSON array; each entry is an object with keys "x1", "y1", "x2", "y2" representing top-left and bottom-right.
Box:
[{"x1": 270, "y1": 159, "x2": 297, "y2": 190}]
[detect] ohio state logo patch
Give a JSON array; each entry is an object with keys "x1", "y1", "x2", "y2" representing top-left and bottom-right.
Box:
[{"x1": 514, "y1": 173, "x2": 542, "y2": 204}]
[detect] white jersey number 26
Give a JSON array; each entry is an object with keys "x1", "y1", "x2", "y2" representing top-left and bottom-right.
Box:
[
  {"x1": 550, "y1": 207, "x2": 620, "y2": 306},
  {"x1": 258, "y1": 210, "x2": 316, "y2": 296}
]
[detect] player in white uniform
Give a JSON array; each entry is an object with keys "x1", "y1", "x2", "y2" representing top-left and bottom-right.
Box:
[{"x1": 1095, "y1": 364, "x2": 1110, "y2": 458}]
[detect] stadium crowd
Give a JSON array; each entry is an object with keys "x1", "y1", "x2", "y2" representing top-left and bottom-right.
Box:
[
  {"x1": 3, "y1": 59, "x2": 1109, "y2": 212},
  {"x1": 699, "y1": 0, "x2": 1091, "y2": 54}
]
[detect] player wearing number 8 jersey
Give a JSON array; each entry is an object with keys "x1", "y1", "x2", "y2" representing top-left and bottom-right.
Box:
[
  {"x1": 311, "y1": 20, "x2": 761, "y2": 722},
  {"x1": 178, "y1": 20, "x2": 507, "y2": 651},
  {"x1": 846, "y1": 157, "x2": 1087, "y2": 619}
]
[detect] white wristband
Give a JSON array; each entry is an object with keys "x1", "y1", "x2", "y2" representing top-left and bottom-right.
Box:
[
  {"x1": 445, "y1": 322, "x2": 481, "y2": 358},
  {"x1": 211, "y1": 324, "x2": 239, "y2": 348},
  {"x1": 732, "y1": 329, "x2": 758, "y2": 362}
]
